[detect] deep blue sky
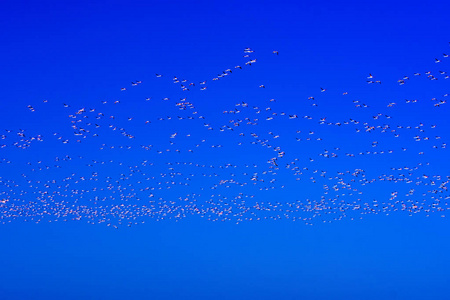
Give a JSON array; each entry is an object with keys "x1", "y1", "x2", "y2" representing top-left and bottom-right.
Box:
[{"x1": 1, "y1": 0, "x2": 450, "y2": 299}]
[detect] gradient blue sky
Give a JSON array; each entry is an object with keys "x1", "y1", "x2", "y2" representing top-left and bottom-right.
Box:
[{"x1": 1, "y1": 0, "x2": 450, "y2": 299}]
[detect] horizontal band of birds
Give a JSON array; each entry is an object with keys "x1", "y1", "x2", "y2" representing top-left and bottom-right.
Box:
[{"x1": 1, "y1": 46, "x2": 450, "y2": 227}]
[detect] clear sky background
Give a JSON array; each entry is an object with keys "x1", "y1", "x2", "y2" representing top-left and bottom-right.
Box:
[{"x1": 1, "y1": 0, "x2": 450, "y2": 299}]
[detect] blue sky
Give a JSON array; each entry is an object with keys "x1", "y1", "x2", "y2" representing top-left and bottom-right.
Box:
[{"x1": 1, "y1": 0, "x2": 450, "y2": 299}]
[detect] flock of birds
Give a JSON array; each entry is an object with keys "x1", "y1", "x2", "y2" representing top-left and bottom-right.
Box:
[{"x1": 1, "y1": 45, "x2": 449, "y2": 227}]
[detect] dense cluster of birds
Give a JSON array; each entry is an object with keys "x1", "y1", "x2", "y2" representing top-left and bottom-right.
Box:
[{"x1": 1, "y1": 44, "x2": 449, "y2": 227}]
